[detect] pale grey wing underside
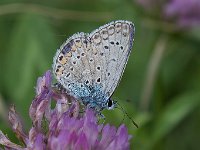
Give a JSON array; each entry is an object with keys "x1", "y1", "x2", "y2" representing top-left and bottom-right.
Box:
[
  {"x1": 89, "y1": 20, "x2": 135, "y2": 97},
  {"x1": 52, "y1": 20, "x2": 135, "y2": 98}
]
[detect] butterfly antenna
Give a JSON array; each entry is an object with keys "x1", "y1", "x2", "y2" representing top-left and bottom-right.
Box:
[
  {"x1": 116, "y1": 107, "x2": 126, "y2": 125},
  {"x1": 116, "y1": 102, "x2": 139, "y2": 128}
]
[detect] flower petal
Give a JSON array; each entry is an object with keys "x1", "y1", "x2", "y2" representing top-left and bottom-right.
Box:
[
  {"x1": 116, "y1": 124, "x2": 131, "y2": 149},
  {"x1": 96, "y1": 124, "x2": 116, "y2": 150},
  {"x1": 32, "y1": 133, "x2": 46, "y2": 150},
  {"x1": 74, "y1": 132, "x2": 90, "y2": 150},
  {"x1": 106, "y1": 124, "x2": 131, "y2": 150},
  {"x1": 36, "y1": 70, "x2": 52, "y2": 95},
  {"x1": 8, "y1": 105, "x2": 28, "y2": 145},
  {"x1": 0, "y1": 130, "x2": 23, "y2": 150}
]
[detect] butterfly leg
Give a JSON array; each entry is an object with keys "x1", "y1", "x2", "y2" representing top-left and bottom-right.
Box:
[
  {"x1": 97, "y1": 112, "x2": 105, "y2": 124},
  {"x1": 52, "y1": 82, "x2": 67, "y2": 93},
  {"x1": 87, "y1": 103, "x2": 105, "y2": 123}
]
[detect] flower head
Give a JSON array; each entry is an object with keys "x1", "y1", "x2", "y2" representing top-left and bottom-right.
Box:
[
  {"x1": 164, "y1": 0, "x2": 200, "y2": 27},
  {"x1": 136, "y1": 0, "x2": 200, "y2": 28},
  {"x1": 0, "y1": 71, "x2": 132, "y2": 150}
]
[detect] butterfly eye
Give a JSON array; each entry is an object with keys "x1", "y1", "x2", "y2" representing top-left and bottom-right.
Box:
[{"x1": 107, "y1": 99, "x2": 114, "y2": 110}]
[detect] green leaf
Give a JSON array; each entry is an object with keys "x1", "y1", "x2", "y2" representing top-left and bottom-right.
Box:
[
  {"x1": 187, "y1": 27, "x2": 200, "y2": 41},
  {"x1": 3, "y1": 14, "x2": 57, "y2": 125},
  {"x1": 150, "y1": 91, "x2": 200, "y2": 147}
]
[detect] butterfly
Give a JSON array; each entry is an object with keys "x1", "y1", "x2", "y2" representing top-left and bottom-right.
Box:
[{"x1": 52, "y1": 20, "x2": 135, "y2": 113}]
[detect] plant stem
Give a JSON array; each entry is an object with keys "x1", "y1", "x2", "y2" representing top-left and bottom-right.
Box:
[
  {"x1": 140, "y1": 34, "x2": 168, "y2": 111},
  {"x1": 0, "y1": 94, "x2": 7, "y2": 121},
  {"x1": 0, "y1": 3, "x2": 113, "y2": 22}
]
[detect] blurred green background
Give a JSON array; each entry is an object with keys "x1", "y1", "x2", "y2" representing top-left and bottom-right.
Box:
[{"x1": 0, "y1": 0, "x2": 200, "y2": 149}]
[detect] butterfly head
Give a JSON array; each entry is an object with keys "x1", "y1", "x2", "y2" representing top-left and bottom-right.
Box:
[{"x1": 106, "y1": 98, "x2": 116, "y2": 110}]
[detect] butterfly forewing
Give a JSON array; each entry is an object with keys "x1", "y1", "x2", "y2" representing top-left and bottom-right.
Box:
[{"x1": 105, "y1": 21, "x2": 134, "y2": 97}]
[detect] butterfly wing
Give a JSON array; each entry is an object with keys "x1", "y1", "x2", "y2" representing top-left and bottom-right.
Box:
[
  {"x1": 53, "y1": 32, "x2": 93, "y2": 97},
  {"x1": 53, "y1": 20, "x2": 134, "y2": 100},
  {"x1": 89, "y1": 20, "x2": 135, "y2": 98}
]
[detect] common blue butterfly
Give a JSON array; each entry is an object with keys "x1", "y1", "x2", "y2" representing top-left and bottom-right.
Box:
[{"x1": 52, "y1": 20, "x2": 135, "y2": 114}]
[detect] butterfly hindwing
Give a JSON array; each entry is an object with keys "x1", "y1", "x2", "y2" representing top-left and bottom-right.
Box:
[{"x1": 53, "y1": 33, "x2": 91, "y2": 97}]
